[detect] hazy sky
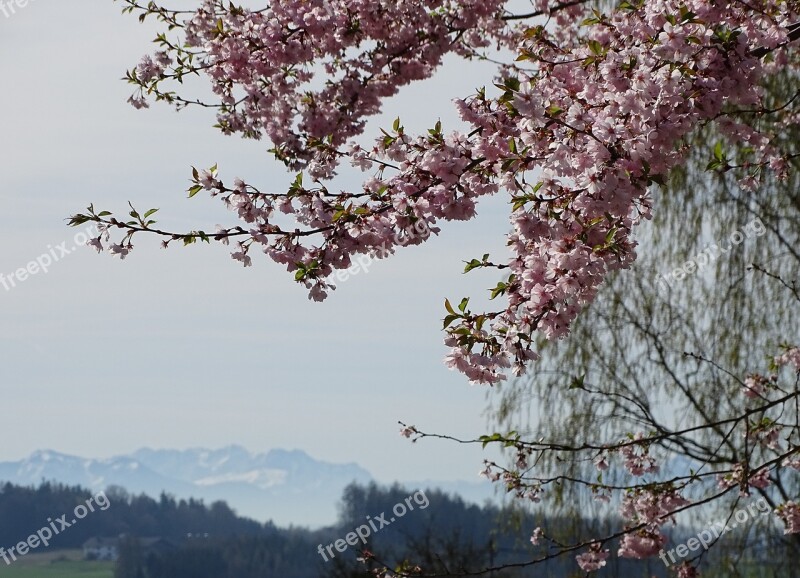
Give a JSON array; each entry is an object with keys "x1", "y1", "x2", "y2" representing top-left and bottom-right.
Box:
[{"x1": 0, "y1": 2, "x2": 515, "y2": 483}]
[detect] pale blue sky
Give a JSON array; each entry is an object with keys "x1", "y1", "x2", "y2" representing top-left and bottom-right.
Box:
[{"x1": 0, "y1": 2, "x2": 513, "y2": 482}]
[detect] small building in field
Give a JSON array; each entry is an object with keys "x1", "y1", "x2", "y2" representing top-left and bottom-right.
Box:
[
  {"x1": 83, "y1": 536, "x2": 176, "y2": 561},
  {"x1": 82, "y1": 536, "x2": 119, "y2": 561}
]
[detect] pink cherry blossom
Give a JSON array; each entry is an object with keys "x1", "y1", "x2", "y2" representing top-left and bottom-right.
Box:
[
  {"x1": 743, "y1": 374, "x2": 770, "y2": 399},
  {"x1": 718, "y1": 464, "x2": 772, "y2": 495},
  {"x1": 109, "y1": 243, "x2": 131, "y2": 260},
  {"x1": 783, "y1": 455, "x2": 800, "y2": 470},
  {"x1": 593, "y1": 453, "x2": 609, "y2": 471},
  {"x1": 774, "y1": 347, "x2": 800, "y2": 372},
  {"x1": 776, "y1": 501, "x2": 800, "y2": 534},
  {"x1": 677, "y1": 562, "x2": 700, "y2": 578},
  {"x1": 86, "y1": 237, "x2": 103, "y2": 253},
  {"x1": 621, "y1": 488, "x2": 690, "y2": 528},
  {"x1": 618, "y1": 528, "x2": 666, "y2": 559},
  {"x1": 575, "y1": 543, "x2": 609, "y2": 572},
  {"x1": 619, "y1": 435, "x2": 659, "y2": 476}
]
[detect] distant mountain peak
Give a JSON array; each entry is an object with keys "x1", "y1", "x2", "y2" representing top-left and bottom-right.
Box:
[
  {"x1": 0, "y1": 446, "x2": 372, "y2": 528},
  {"x1": 0, "y1": 447, "x2": 496, "y2": 528}
]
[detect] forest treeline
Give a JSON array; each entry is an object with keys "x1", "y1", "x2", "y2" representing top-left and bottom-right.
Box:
[{"x1": 0, "y1": 481, "x2": 793, "y2": 577}]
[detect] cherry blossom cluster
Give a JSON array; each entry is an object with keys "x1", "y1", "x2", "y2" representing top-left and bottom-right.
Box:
[
  {"x1": 479, "y1": 454, "x2": 544, "y2": 503},
  {"x1": 613, "y1": 443, "x2": 690, "y2": 560},
  {"x1": 743, "y1": 373, "x2": 775, "y2": 399},
  {"x1": 619, "y1": 487, "x2": 691, "y2": 529},
  {"x1": 125, "y1": 0, "x2": 513, "y2": 176},
  {"x1": 440, "y1": 0, "x2": 798, "y2": 383},
  {"x1": 745, "y1": 416, "x2": 781, "y2": 449},
  {"x1": 575, "y1": 542, "x2": 609, "y2": 572},
  {"x1": 615, "y1": 487, "x2": 690, "y2": 560},
  {"x1": 716, "y1": 464, "x2": 773, "y2": 495},
  {"x1": 776, "y1": 501, "x2": 800, "y2": 534},
  {"x1": 676, "y1": 562, "x2": 701, "y2": 578},
  {"x1": 73, "y1": 0, "x2": 800, "y2": 386},
  {"x1": 774, "y1": 346, "x2": 800, "y2": 372},
  {"x1": 618, "y1": 434, "x2": 660, "y2": 476}
]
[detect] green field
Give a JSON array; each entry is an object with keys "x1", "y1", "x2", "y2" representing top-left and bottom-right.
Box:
[{"x1": 1, "y1": 550, "x2": 114, "y2": 578}]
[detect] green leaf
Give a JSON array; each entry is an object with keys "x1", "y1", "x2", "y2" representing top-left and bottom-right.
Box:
[
  {"x1": 444, "y1": 299, "x2": 457, "y2": 315},
  {"x1": 464, "y1": 259, "x2": 482, "y2": 273},
  {"x1": 188, "y1": 185, "x2": 203, "y2": 198},
  {"x1": 68, "y1": 215, "x2": 91, "y2": 227},
  {"x1": 569, "y1": 375, "x2": 586, "y2": 389},
  {"x1": 714, "y1": 141, "x2": 725, "y2": 162},
  {"x1": 143, "y1": 208, "x2": 159, "y2": 219},
  {"x1": 504, "y1": 77, "x2": 520, "y2": 91},
  {"x1": 490, "y1": 282, "x2": 508, "y2": 300},
  {"x1": 479, "y1": 433, "x2": 503, "y2": 448},
  {"x1": 458, "y1": 297, "x2": 469, "y2": 313}
]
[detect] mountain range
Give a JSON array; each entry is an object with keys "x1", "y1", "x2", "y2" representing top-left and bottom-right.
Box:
[{"x1": 0, "y1": 446, "x2": 496, "y2": 527}]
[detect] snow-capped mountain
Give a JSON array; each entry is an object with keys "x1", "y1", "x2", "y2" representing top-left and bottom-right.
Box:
[
  {"x1": 0, "y1": 446, "x2": 371, "y2": 527},
  {"x1": 0, "y1": 447, "x2": 497, "y2": 528}
]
